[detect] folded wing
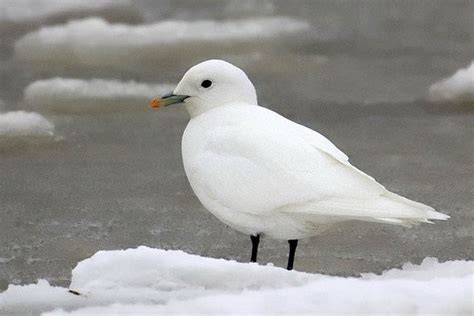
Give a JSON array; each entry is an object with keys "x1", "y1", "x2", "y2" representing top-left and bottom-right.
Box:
[{"x1": 189, "y1": 105, "x2": 449, "y2": 226}]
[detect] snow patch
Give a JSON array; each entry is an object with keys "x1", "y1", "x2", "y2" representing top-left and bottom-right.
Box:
[
  {"x1": 0, "y1": 111, "x2": 56, "y2": 148},
  {"x1": 0, "y1": 111, "x2": 54, "y2": 137},
  {"x1": 0, "y1": 247, "x2": 471, "y2": 315},
  {"x1": 15, "y1": 17, "x2": 310, "y2": 68},
  {"x1": 0, "y1": 0, "x2": 141, "y2": 31},
  {"x1": 429, "y1": 61, "x2": 474, "y2": 104},
  {"x1": 24, "y1": 78, "x2": 174, "y2": 114}
]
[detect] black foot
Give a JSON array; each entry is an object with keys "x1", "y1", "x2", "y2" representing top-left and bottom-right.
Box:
[
  {"x1": 250, "y1": 234, "x2": 260, "y2": 262},
  {"x1": 287, "y1": 239, "x2": 298, "y2": 270}
]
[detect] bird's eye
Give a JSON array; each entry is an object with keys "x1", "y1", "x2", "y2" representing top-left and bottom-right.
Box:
[{"x1": 201, "y1": 80, "x2": 212, "y2": 88}]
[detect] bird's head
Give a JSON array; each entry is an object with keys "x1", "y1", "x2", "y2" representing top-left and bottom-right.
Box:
[{"x1": 150, "y1": 59, "x2": 257, "y2": 117}]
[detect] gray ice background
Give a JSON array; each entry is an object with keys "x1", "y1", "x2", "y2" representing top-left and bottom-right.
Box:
[{"x1": 0, "y1": 0, "x2": 473, "y2": 291}]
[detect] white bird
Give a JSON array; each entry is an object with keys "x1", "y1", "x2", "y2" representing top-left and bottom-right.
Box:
[{"x1": 150, "y1": 59, "x2": 449, "y2": 270}]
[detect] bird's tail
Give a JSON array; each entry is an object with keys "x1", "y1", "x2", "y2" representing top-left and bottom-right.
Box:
[{"x1": 373, "y1": 191, "x2": 449, "y2": 227}]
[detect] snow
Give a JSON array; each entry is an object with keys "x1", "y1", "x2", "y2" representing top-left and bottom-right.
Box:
[
  {"x1": 0, "y1": 110, "x2": 55, "y2": 138},
  {"x1": 14, "y1": 17, "x2": 310, "y2": 67},
  {"x1": 0, "y1": 247, "x2": 471, "y2": 315},
  {"x1": 0, "y1": 0, "x2": 140, "y2": 25},
  {"x1": 0, "y1": 111, "x2": 56, "y2": 148},
  {"x1": 24, "y1": 78, "x2": 174, "y2": 114},
  {"x1": 428, "y1": 61, "x2": 474, "y2": 104}
]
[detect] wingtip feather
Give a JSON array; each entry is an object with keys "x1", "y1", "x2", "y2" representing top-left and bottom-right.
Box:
[{"x1": 426, "y1": 210, "x2": 450, "y2": 221}]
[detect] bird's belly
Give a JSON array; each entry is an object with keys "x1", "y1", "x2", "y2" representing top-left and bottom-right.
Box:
[
  {"x1": 184, "y1": 158, "x2": 341, "y2": 239},
  {"x1": 181, "y1": 118, "x2": 343, "y2": 239},
  {"x1": 200, "y1": 199, "x2": 341, "y2": 239}
]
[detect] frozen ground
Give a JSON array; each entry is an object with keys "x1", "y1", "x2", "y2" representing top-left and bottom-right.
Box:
[
  {"x1": 0, "y1": 247, "x2": 472, "y2": 315},
  {"x1": 0, "y1": 0, "x2": 473, "y2": 305},
  {"x1": 429, "y1": 61, "x2": 474, "y2": 104},
  {"x1": 24, "y1": 78, "x2": 174, "y2": 114}
]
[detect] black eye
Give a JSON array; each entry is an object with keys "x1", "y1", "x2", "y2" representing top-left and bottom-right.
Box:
[{"x1": 201, "y1": 79, "x2": 212, "y2": 88}]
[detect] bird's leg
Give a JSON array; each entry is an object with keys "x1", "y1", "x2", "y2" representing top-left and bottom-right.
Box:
[
  {"x1": 287, "y1": 239, "x2": 298, "y2": 270},
  {"x1": 250, "y1": 234, "x2": 260, "y2": 262}
]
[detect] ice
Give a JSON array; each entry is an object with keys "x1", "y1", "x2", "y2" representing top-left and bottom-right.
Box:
[
  {"x1": 428, "y1": 61, "x2": 474, "y2": 104},
  {"x1": 14, "y1": 17, "x2": 310, "y2": 68},
  {"x1": 0, "y1": 111, "x2": 56, "y2": 148},
  {"x1": 0, "y1": 0, "x2": 141, "y2": 33},
  {"x1": 24, "y1": 78, "x2": 175, "y2": 114},
  {"x1": 0, "y1": 111, "x2": 54, "y2": 137},
  {"x1": 0, "y1": 111, "x2": 55, "y2": 138},
  {"x1": 0, "y1": 247, "x2": 471, "y2": 315}
]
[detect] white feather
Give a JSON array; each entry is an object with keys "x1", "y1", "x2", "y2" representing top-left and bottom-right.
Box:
[
  {"x1": 175, "y1": 60, "x2": 449, "y2": 239},
  {"x1": 182, "y1": 103, "x2": 448, "y2": 239}
]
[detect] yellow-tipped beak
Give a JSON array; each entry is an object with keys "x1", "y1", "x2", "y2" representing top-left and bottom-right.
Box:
[
  {"x1": 149, "y1": 93, "x2": 189, "y2": 109},
  {"x1": 149, "y1": 98, "x2": 161, "y2": 108}
]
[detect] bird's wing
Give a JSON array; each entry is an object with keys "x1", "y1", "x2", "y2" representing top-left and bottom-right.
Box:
[
  {"x1": 187, "y1": 106, "x2": 447, "y2": 224},
  {"x1": 286, "y1": 118, "x2": 350, "y2": 165}
]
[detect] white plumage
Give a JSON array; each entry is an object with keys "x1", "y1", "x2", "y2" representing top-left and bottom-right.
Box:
[
  {"x1": 156, "y1": 60, "x2": 448, "y2": 266},
  {"x1": 182, "y1": 102, "x2": 448, "y2": 239}
]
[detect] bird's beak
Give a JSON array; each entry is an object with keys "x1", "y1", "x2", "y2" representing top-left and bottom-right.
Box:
[{"x1": 149, "y1": 92, "x2": 189, "y2": 109}]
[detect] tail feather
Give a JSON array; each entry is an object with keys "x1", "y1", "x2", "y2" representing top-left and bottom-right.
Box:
[
  {"x1": 374, "y1": 217, "x2": 441, "y2": 227},
  {"x1": 379, "y1": 191, "x2": 449, "y2": 221},
  {"x1": 374, "y1": 199, "x2": 449, "y2": 227},
  {"x1": 373, "y1": 217, "x2": 416, "y2": 227},
  {"x1": 299, "y1": 188, "x2": 450, "y2": 227},
  {"x1": 316, "y1": 192, "x2": 449, "y2": 222},
  {"x1": 425, "y1": 210, "x2": 450, "y2": 221}
]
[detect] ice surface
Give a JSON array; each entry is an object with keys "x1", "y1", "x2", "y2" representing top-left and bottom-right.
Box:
[
  {"x1": 14, "y1": 17, "x2": 310, "y2": 68},
  {"x1": 428, "y1": 61, "x2": 474, "y2": 104},
  {"x1": 24, "y1": 78, "x2": 174, "y2": 114},
  {"x1": 0, "y1": 111, "x2": 54, "y2": 138},
  {"x1": 0, "y1": 247, "x2": 471, "y2": 315}
]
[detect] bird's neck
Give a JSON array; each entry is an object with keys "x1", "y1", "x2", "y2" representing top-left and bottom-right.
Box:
[{"x1": 185, "y1": 101, "x2": 257, "y2": 118}]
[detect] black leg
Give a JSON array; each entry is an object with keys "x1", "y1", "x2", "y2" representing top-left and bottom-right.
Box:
[
  {"x1": 250, "y1": 234, "x2": 260, "y2": 262},
  {"x1": 287, "y1": 239, "x2": 298, "y2": 270}
]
